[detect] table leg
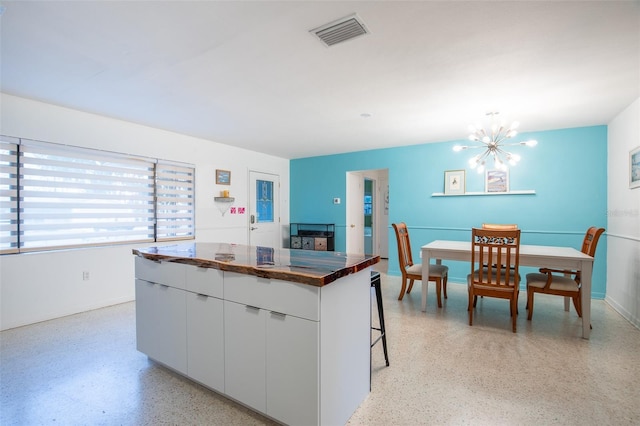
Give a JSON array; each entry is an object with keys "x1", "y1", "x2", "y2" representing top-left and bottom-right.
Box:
[
  {"x1": 581, "y1": 259, "x2": 593, "y2": 339},
  {"x1": 563, "y1": 271, "x2": 571, "y2": 311},
  {"x1": 422, "y1": 250, "x2": 430, "y2": 312}
]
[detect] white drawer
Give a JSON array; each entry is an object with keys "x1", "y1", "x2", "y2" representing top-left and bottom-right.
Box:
[
  {"x1": 186, "y1": 266, "x2": 223, "y2": 298},
  {"x1": 224, "y1": 272, "x2": 319, "y2": 321},
  {"x1": 135, "y1": 256, "x2": 186, "y2": 289}
]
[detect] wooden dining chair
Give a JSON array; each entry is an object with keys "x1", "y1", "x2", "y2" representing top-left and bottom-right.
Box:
[
  {"x1": 392, "y1": 222, "x2": 448, "y2": 307},
  {"x1": 525, "y1": 226, "x2": 605, "y2": 320},
  {"x1": 468, "y1": 227, "x2": 521, "y2": 332}
]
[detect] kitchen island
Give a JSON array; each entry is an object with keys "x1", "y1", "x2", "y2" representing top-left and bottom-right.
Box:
[{"x1": 133, "y1": 242, "x2": 379, "y2": 426}]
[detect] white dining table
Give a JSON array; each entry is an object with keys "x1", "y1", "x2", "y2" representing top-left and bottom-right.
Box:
[{"x1": 421, "y1": 240, "x2": 595, "y2": 339}]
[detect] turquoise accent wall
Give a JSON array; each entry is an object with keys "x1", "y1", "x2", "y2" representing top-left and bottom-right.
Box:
[{"x1": 290, "y1": 126, "x2": 608, "y2": 298}]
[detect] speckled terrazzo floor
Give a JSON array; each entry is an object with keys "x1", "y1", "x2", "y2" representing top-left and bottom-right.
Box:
[{"x1": 2, "y1": 261, "x2": 640, "y2": 425}]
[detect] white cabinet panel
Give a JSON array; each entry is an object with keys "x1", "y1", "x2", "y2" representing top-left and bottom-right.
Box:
[
  {"x1": 224, "y1": 272, "x2": 319, "y2": 321},
  {"x1": 186, "y1": 267, "x2": 223, "y2": 298},
  {"x1": 266, "y1": 311, "x2": 319, "y2": 426},
  {"x1": 135, "y1": 279, "x2": 187, "y2": 374},
  {"x1": 186, "y1": 293, "x2": 224, "y2": 393},
  {"x1": 135, "y1": 257, "x2": 186, "y2": 289},
  {"x1": 224, "y1": 300, "x2": 266, "y2": 413},
  {"x1": 135, "y1": 279, "x2": 157, "y2": 357}
]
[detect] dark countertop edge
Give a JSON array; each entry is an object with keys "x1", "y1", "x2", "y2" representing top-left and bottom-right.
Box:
[{"x1": 132, "y1": 249, "x2": 380, "y2": 287}]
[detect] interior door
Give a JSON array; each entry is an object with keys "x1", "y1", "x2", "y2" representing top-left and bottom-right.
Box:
[
  {"x1": 346, "y1": 172, "x2": 364, "y2": 255},
  {"x1": 249, "y1": 171, "x2": 280, "y2": 248}
]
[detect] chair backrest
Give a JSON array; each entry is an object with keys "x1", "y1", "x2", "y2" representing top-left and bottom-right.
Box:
[
  {"x1": 481, "y1": 223, "x2": 518, "y2": 230},
  {"x1": 470, "y1": 227, "x2": 521, "y2": 288},
  {"x1": 392, "y1": 222, "x2": 414, "y2": 269},
  {"x1": 581, "y1": 227, "x2": 605, "y2": 257}
]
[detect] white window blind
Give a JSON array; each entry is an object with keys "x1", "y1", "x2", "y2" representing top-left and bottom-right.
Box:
[
  {"x1": 19, "y1": 139, "x2": 156, "y2": 251},
  {"x1": 155, "y1": 162, "x2": 195, "y2": 241},
  {"x1": 0, "y1": 137, "x2": 19, "y2": 254}
]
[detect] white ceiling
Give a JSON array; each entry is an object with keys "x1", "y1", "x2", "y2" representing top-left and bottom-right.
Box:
[{"x1": 1, "y1": 1, "x2": 639, "y2": 159}]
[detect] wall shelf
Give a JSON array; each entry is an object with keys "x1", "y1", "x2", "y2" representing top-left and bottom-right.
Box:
[
  {"x1": 214, "y1": 196, "x2": 235, "y2": 216},
  {"x1": 431, "y1": 190, "x2": 536, "y2": 197}
]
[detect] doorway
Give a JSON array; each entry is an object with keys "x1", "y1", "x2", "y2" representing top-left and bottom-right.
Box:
[{"x1": 346, "y1": 169, "x2": 389, "y2": 257}]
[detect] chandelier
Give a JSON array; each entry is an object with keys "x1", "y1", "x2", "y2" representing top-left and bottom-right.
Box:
[{"x1": 453, "y1": 112, "x2": 537, "y2": 173}]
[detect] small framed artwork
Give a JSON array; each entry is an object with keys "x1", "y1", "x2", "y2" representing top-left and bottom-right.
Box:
[
  {"x1": 216, "y1": 169, "x2": 231, "y2": 185},
  {"x1": 630, "y1": 146, "x2": 640, "y2": 189},
  {"x1": 444, "y1": 169, "x2": 465, "y2": 195},
  {"x1": 485, "y1": 169, "x2": 509, "y2": 193}
]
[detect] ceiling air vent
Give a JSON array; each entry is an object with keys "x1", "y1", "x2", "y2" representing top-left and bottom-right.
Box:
[{"x1": 310, "y1": 14, "x2": 369, "y2": 47}]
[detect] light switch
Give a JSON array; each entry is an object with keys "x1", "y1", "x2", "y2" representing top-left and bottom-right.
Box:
[{"x1": 333, "y1": 197, "x2": 341, "y2": 204}]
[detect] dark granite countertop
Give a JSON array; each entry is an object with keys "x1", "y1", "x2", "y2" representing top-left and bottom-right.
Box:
[{"x1": 133, "y1": 242, "x2": 380, "y2": 287}]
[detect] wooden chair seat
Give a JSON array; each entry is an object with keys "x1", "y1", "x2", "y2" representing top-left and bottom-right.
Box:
[
  {"x1": 526, "y1": 273, "x2": 580, "y2": 292},
  {"x1": 406, "y1": 263, "x2": 447, "y2": 277}
]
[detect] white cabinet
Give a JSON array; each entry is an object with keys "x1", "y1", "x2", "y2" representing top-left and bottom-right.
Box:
[
  {"x1": 224, "y1": 300, "x2": 267, "y2": 412},
  {"x1": 186, "y1": 292, "x2": 224, "y2": 393},
  {"x1": 223, "y1": 272, "x2": 320, "y2": 425},
  {"x1": 224, "y1": 299, "x2": 320, "y2": 426},
  {"x1": 266, "y1": 310, "x2": 319, "y2": 426},
  {"x1": 135, "y1": 279, "x2": 187, "y2": 374},
  {"x1": 135, "y1": 255, "x2": 370, "y2": 426}
]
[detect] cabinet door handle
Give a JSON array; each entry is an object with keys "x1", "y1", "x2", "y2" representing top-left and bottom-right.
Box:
[
  {"x1": 270, "y1": 311, "x2": 286, "y2": 318},
  {"x1": 245, "y1": 305, "x2": 260, "y2": 311}
]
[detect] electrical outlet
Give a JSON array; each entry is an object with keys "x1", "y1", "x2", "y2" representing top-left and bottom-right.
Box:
[{"x1": 82, "y1": 271, "x2": 90, "y2": 281}]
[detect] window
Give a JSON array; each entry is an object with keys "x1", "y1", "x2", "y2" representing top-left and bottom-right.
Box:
[
  {"x1": 155, "y1": 162, "x2": 195, "y2": 241},
  {"x1": 0, "y1": 137, "x2": 19, "y2": 253},
  {"x1": 256, "y1": 179, "x2": 274, "y2": 223},
  {"x1": 0, "y1": 137, "x2": 195, "y2": 254}
]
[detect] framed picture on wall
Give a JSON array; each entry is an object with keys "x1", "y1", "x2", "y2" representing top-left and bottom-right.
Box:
[
  {"x1": 216, "y1": 169, "x2": 231, "y2": 185},
  {"x1": 630, "y1": 146, "x2": 640, "y2": 189},
  {"x1": 444, "y1": 170, "x2": 465, "y2": 195},
  {"x1": 485, "y1": 169, "x2": 509, "y2": 193}
]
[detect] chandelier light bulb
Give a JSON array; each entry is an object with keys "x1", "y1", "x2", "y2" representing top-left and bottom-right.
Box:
[
  {"x1": 508, "y1": 153, "x2": 521, "y2": 166},
  {"x1": 454, "y1": 112, "x2": 537, "y2": 171}
]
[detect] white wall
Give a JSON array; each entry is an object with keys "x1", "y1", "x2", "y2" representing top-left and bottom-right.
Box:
[
  {"x1": 0, "y1": 94, "x2": 290, "y2": 330},
  {"x1": 606, "y1": 97, "x2": 640, "y2": 329}
]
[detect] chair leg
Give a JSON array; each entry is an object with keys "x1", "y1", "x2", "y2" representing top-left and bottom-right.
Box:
[
  {"x1": 573, "y1": 293, "x2": 582, "y2": 317},
  {"x1": 473, "y1": 295, "x2": 478, "y2": 308},
  {"x1": 435, "y1": 278, "x2": 442, "y2": 308},
  {"x1": 527, "y1": 288, "x2": 534, "y2": 320},
  {"x1": 397, "y1": 277, "x2": 407, "y2": 300},
  {"x1": 511, "y1": 297, "x2": 517, "y2": 333},
  {"x1": 468, "y1": 289, "x2": 474, "y2": 325},
  {"x1": 406, "y1": 279, "x2": 415, "y2": 295},
  {"x1": 443, "y1": 275, "x2": 448, "y2": 299}
]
